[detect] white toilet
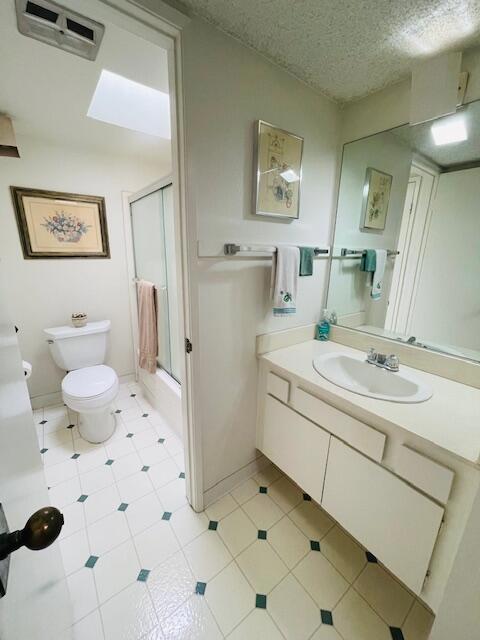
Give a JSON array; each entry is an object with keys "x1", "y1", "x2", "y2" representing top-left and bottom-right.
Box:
[{"x1": 44, "y1": 320, "x2": 119, "y2": 443}]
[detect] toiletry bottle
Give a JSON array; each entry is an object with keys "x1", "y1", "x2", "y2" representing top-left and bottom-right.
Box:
[{"x1": 316, "y1": 309, "x2": 330, "y2": 341}]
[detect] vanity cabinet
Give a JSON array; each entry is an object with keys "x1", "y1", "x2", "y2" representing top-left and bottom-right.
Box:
[{"x1": 322, "y1": 438, "x2": 444, "y2": 594}]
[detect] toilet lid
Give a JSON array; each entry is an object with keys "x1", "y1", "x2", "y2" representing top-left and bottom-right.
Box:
[{"x1": 62, "y1": 365, "x2": 117, "y2": 399}]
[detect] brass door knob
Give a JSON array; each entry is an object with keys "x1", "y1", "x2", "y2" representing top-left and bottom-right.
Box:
[{"x1": 0, "y1": 506, "x2": 64, "y2": 561}]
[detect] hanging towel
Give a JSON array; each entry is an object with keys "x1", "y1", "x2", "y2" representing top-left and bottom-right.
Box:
[
  {"x1": 371, "y1": 249, "x2": 387, "y2": 300},
  {"x1": 271, "y1": 246, "x2": 300, "y2": 316},
  {"x1": 137, "y1": 280, "x2": 158, "y2": 373},
  {"x1": 298, "y1": 247, "x2": 314, "y2": 276},
  {"x1": 359, "y1": 249, "x2": 376, "y2": 273}
]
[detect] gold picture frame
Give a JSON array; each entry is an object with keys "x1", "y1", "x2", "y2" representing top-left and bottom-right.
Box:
[
  {"x1": 360, "y1": 168, "x2": 393, "y2": 232},
  {"x1": 10, "y1": 186, "x2": 110, "y2": 259},
  {"x1": 253, "y1": 120, "x2": 303, "y2": 219}
]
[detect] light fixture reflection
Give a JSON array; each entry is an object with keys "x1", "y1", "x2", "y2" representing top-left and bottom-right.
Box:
[{"x1": 431, "y1": 115, "x2": 467, "y2": 146}]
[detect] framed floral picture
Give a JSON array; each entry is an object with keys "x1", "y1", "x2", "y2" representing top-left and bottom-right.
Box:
[
  {"x1": 361, "y1": 168, "x2": 393, "y2": 232},
  {"x1": 10, "y1": 186, "x2": 110, "y2": 259},
  {"x1": 254, "y1": 120, "x2": 304, "y2": 219}
]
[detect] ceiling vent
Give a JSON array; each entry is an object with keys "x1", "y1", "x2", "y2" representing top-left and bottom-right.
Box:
[{"x1": 15, "y1": 0, "x2": 104, "y2": 61}]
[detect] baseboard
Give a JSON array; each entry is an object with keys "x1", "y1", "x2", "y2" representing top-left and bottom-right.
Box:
[{"x1": 203, "y1": 453, "x2": 271, "y2": 508}]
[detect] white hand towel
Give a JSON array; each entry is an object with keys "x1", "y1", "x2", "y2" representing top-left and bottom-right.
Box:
[
  {"x1": 371, "y1": 249, "x2": 387, "y2": 300},
  {"x1": 271, "y1": 246, "x2": 300, "y2": 316}
]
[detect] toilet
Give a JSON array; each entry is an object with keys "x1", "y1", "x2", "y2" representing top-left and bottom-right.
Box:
[{"x1": 44, "y1": 320, "x2": 119, "y2": 443}]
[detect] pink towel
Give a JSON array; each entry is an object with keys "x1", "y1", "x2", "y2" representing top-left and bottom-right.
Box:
[{"x1": 137, "y1": 280, "x2": 158, "y2": 374}]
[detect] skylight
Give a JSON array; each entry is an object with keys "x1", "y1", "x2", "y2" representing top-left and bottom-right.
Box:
[{"x1": 87, "y1": 70, "x2": 170, "y2": 139}]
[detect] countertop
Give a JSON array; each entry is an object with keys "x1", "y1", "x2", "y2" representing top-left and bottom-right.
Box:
[{"x1": 261, "y1": 340, "x2": 480, "y2": 465}]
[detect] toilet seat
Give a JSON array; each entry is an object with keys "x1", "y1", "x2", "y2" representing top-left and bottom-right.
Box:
[{"x1": 62, "y1": 365, "x2": 118, "y2": 413}]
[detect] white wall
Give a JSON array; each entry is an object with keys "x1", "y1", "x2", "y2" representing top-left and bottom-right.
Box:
[
  {"x1": 409, "y1": 167, "x2": 480, "y2": 353},
  {"x1": 181, "y1": 17, "x2": 340, "y2": 493},
  {"x1": 0, "y1": 136, "x2": 167, "y2": 401},
  {"x1": 328, "y1": 131, "x2": 412, "y2": 324}
]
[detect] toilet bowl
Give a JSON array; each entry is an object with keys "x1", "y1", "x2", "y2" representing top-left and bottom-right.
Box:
[{"x1": 62, "y1": 365, "x2": 119, "y2": 443}]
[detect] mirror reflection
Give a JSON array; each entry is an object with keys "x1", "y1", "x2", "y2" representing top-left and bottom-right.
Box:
[{"x1": 328, "y1": 100, "x2": 480, "y2": 362}]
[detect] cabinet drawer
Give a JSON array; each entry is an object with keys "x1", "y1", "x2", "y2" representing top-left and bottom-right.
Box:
[
  {"x1": 259, "y1": 395, "x2": 330, "y2": 505},
  {"x1": 394, "y1": 445, "x2": 454, "y2": 504},
  {"x1": 267, "y1": 371, "x2": 290, "y2": 403},
  {"x1": 322, "y1": 438, "x2": 444, "y2": 595},
  {"x1": 294, "y1": 388, "x2": 386, "y2": 462}
]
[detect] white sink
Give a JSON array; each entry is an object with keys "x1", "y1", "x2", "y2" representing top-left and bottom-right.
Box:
[{"x1": 312, "y1": 353, "x2": 433, "y2": 403}]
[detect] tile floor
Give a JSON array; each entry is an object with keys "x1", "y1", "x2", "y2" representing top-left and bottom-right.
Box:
[{"x1": 35, "y1": 382, "x2": 434, "y2": 640}]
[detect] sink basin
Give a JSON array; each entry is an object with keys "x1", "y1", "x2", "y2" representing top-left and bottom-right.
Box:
[{"x1": 312, "y1": 353, "x2": 433, "y2": 403}]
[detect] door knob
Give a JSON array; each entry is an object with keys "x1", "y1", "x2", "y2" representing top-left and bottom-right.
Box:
[{"x1": 0, "y1": 506, "x2": 64, "y2": 561}]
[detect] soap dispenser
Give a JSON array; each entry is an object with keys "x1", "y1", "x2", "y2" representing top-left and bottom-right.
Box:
[{"x1": 316, "y1": 309, "x2": 331, "y2": 341}]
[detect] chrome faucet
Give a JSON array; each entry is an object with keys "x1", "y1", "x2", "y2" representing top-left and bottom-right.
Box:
[{"x1": 366, "y1": 348, "x2": 400, "y2": 372}]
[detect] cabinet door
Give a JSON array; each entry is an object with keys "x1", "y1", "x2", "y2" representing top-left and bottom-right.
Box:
[
  {"x1": 322, "y1": 438, "x2": 444, "y2": 595},
  {"x1": 260, "y1": 395, "x2": 330, "y2": 504}
]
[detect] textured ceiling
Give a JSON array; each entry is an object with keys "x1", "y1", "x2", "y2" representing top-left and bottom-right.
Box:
[{"x1": 177, "y1": 0, "x2": 480, "y2": 102}]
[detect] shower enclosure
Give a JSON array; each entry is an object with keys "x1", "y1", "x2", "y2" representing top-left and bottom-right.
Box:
[{"x1": 129, "y1": 178, "x2": 181, "y2": 382}]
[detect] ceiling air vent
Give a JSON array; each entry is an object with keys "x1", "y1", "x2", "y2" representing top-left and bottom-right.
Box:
[{"x1": 15, "y1": 0, "x2": 104, "y2": 61}]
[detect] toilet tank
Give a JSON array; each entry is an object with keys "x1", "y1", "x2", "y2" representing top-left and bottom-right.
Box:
[{"x1": 44, "y1": 320, "x2": 111, "y2": 371}]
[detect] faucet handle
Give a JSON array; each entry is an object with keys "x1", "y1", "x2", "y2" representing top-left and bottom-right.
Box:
[
  {"x1": 385, "y1": 354, "x2": 400, "y2": 371},
  {"x1": 366, "y1": 348, "x2": 377, "y2": 363}
]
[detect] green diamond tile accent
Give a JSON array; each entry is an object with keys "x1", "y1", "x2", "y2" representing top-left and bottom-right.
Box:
[
  {"x1": 255, "y1": 594, "x2": 267, "y2": 609},
  {"x1": 130, "y1": 393, "x2": 137, "y2": 397},
  {"x1": 141, "y1": 465, "x2": 150, "y2": 472},
  {"x1": 118, "y1": 503, "x2": 128, "y2": 512},
  {"x1": 158, "y1": 438, "x2": 165, "y2": 444},
  {"x1": 366, "y1": 551, "x2": 378, "y2": 563},
  {"x1": 114, "y1": 409, "x2": 122, "y2": 414},
  {"x1": 303, "y1": 493, "x2": 312, "y2": 501},
  {"x1": 126, "y1": 433, "x2": 134, "y2": 438},
  {"x1": 39, "y1": 420, "x2": 47, "y2": 425},
  {"x1": 310, "y1": 540, "x2": 321, "y2": 552},
  {"x1": 137, "y1": 569, "x2": 150, "y2": 582},
  {"x1": 162, "y1": 512, "x2": 172, "y2": 521},
  {"x1": 67, "y1": 424, "x2": 75, "y2": 429},
  {"x1": 77, "y1": 494, "x2": 88, "y2": 502},
  {"x1": 85, "y1": 555, "x2": 98, "y2": 568},
  {"x1": 390, "y1": 628, "x2": 405, "y2": 640},
  {"x1": 179, "y1": 472, "x2": 185, "y2": 479},
  {"x1": 142, "y1": 413, "x2": 149, "y2": 418},
  {"x1": 208, "y1": 521, "x2": 218, "y2": 531},
  {"x1": 258, "y1": 530, "x2": 267, "y2": 540},
  {"x1": 105, "y1": 459, "x2": 114, "y2": 465},
  {"x1": 40, "y1": 448, "x2": 48, "y2": 454},
  {"x1": 321, "y1": 610, "x2": 333, "y2": 625},
  {"x1": 71, "y1": 453, "x2": 80, "y2": 459},
  {"x1": 195, "y1": 581, "x2": 206, "y2": 595},
  {"x1": 259, "y1": 486, "x2": 268, "y2": 494}
]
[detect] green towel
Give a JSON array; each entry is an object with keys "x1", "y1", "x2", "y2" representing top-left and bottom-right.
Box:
[
  {"x1": 360, "y1": 249, "x2": 376, "y2": 272},
  {"x1": 299, "y1": 247, "x2": 314, "y2": 276}
]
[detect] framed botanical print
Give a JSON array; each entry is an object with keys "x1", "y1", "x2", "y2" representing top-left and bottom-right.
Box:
[
  {"x1": 254, "y1": 120, "x2": 303, "y2": 219},
  {"x1": 10, "y1": 186, "x2": 110, "y2": 259},
  {"x1": 361, "y1": 168, "x2": 393, "y2": 232}
]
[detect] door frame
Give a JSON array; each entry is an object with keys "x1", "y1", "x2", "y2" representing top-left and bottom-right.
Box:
[{"x1": 93, "y1": 0, "x2": 204, "y2": 511}]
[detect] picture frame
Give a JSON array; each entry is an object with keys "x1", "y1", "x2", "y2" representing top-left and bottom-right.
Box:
[
  {"x1": 10, "y1": 186, "x2": 110, "y2": 259},
  {"x1": 360, "y1": 167, "x2": 393, "y2": 232},
  {"x1": 253, "y1": 120, "x2": 304, "y2": 219}
]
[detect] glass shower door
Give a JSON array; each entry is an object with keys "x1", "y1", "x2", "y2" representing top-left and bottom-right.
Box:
[{"x1": 130, "y1": 187, "x2": 173, "y2": 377}]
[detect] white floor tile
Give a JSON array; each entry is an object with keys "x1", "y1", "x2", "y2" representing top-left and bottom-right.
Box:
[
  {"x1": 205, "y1": 561, "x2": 255, "y2": 635},
  {"x1": 105, "y1": 436, "x2": 136, "y2": 460},
  {"x1": 321, "y1": 526, "x2": 366, "y2": 583},
  {"x1": 111, "y1": 452, "x2": 143, "y2": 481},
  {"x1": 134, "y1": 520, "x2": 180, "y2": 570},
  {"x1": 147, "y1": 551, "x2": 196, "y2": 624},
  {"x1": 217, "y1": 507, "x2": 257, "y2": 557},
  {"x1": 114, "y1": 396, "x2": 140, "y2": 411},
  {"x1": 148, "y1": 458, "x2": 180, "y2": 489},
  {"x1": 44, "y1": 458, "x2": 79, "y2": 487},
  {"x1": 88, "y1": 511, "x2": 131, "y2": 556},
  {"x1": 44, "y1": 404, "x2": 68, "y2": 420},
  {"x1": 310, "y1": 625, "x2": 344, "y2": 640},
  {"x1": 268, "y1": 573, "x2": 321, "y2": 640},
  {"x1": 170, "y1": 505, "x2": 209, "y2": 546},
  {"x1": 354, "y1": 563, "x2": 414, "y2": 626},
  {"x1": 205, "y1": 493, "x2": 238, "y2": 522},
  {"x1": 133, "y1": 428, "x2": 161, "y2": 451},
  {"x1": 402, "y1": 600, "x2": 435, "y2": 640},
  {"x1": 77, "y1": 447, "x2": 109, "y2": 475},
  {"x1": 59, "y1": 501, "x2": 86, "y2": 539},
  {"x1": 253, "y1": 464, "x2": 282, "y2": 486},
  {"x1": 125, "y1": 417, "x2": 152, "y2": 435},
  {"x1": 164, "y1": 435, "x2": 183, "y2": 457},
  {"x1": 84, "y1": 484, "x2": 121, "y2": 525},
  {"x1": 156, "y1": 478, "x2": 187, "y2": 512},
  {"x1": 237, "y1": 539, "x2": 288, "y2": 594},
  {"x1": 43, "y1": 443, "x2": 73, "y2": 467},
  {"x1": 44, "y1": 428, "x2": 75, "y2": 450},
  {"x1": 227, "y1": 608, "x2": 284, "y2": 640},
  {"x1": 116, "y1": 470, "x2": 154, "y2": 504},
  {"x1": 139, "y1": 442, "x2": 171, "y2": 466},
  {"x1": 80, "y1": 465, "x2": 115, "y2": 495},
  {"x1": 288, "y1": 501, "x2": 335, "y2": 541},
  {"x1": 242, "y1": 493, "x2": 283, "y2": 530},
  {"x1": 60, "y1": 528, "x2": 90, "y2": 575},
  {"x1": 268, "y1": 515, "x2": 310, "y2": 569},
  {"x1": 160, "y1": 594, "x2": 222, "y2": 640},
  {"x1": 94, "y1": 539, "x2": 140, "y2": 603},
  {"x1": 293, "y1": 551, "x2": 349, "y2": 610},
  {"x1": 268, "y1": 476, "x2": 303, "y2": 513},
  {"x1": 67, "y1": 567, "x2": 98, "y2": 623},
  {"x1": 126, "y1": 492, "x2": 165, "y2": 536},
  {"x1": 183, "y1": 530, "x2": 232, "y2": 581},
  {"x1": 172, "y1": 452, "x2": 185, "y2": 472},
  {"x1": 333, "y1": 588, "x2": 391, "y2": 640},
  {"x1": 119, "y1": 408, "x2": 146, "y2": 423},
  {"x1": 100, "y1": 581, "x2": 158, "y2": 640},
  {"x1": 71, "y1": 609, "x2": 105, "y2": 640},
  {"x1": 231, "y1": 478, "x2": 259, "y2": 505},
  {"x1": 49, "y1": 475, "x2": 82, "y2": 508}
]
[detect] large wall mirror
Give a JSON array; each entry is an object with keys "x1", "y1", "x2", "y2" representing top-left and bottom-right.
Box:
[{"x1": 327, "y1": 100, "x2": 480, "y2": 363}]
